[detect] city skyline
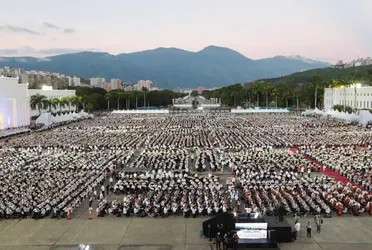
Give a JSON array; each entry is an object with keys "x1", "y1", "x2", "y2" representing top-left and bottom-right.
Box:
[{"x1": 1, "y1": 0, "x2": 371, "y2": 63}]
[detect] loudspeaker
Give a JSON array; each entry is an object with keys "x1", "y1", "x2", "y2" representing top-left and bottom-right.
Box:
[{"x1": 268, "y1": 229, "x2": 277, "y2": 243}]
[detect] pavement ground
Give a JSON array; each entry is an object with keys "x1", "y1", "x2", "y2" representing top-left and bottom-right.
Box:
[{"x1": 0, "y1": 215, "x2": 372, "y2": 250}]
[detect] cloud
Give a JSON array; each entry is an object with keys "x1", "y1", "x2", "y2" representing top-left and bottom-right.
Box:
[
  {"x1": 63, "y1": 28, "x2": 76, "y2": 33},
  {"x1": 39, "y1": 48, "x2": 86, "y2": 54},
  {"x1": 0, "y1": 49, "x2": 20, "y2": 55},
  {"x1": 0, "y1": 46, "x2": 101, "y2": 56},
  {"x1": 43, "y1": 22, "x2": 59, "y2": 30},
  {"x1": 0, "y1": 24, "x2": 41, "y2": 35}
]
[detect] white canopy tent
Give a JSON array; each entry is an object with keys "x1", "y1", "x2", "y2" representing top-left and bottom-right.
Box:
[
  {"x1": 359, "y1": 110, "x2": 372, "y2": 125},
  {"x1": 35, "y1": 113, "x2": 56, "y2": 126},
  {"x1": 112, "y1": 110, "x2": 169, "y2": 114},
  {"x1": 231, "y1": 108, "x2": 290, "y2": 113},
  {"x1": 302, "y1": 109, "x2": 362, "y2": 123}
]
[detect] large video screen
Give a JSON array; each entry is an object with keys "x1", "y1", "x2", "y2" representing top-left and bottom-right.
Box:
[{"x1": 235, "y1": 223, "x2": 267, "y2": 240}]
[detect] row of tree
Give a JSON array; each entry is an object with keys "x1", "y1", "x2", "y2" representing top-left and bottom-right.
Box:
[
  {"x1": 203, "y1": 71, "x2": 372, "y2": 109},
  {"x1": 103, "y1": 87, "x2": 187, "y2": 110},
  {"x1": 30, "y1": 94, "x2": 83, "y2": 114},
  {"x1": 30, "y1": 86, "x2": 187, "y2": 115}
]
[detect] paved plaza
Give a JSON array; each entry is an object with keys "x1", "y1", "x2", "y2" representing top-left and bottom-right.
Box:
[{"x1": 0, "y1": 215, "x2": 372, "y2": 250}]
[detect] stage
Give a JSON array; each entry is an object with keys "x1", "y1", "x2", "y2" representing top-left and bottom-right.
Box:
[
  {"x1": 266, "y1": 217, "x2": 293, "y2": 243},
  {"x1": 203, "y1": 214, "x2": 292, "y2": 249}
]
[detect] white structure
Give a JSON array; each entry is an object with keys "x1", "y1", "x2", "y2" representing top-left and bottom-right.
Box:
[
  {"x1": 110, "y1": 78, "x2": 122, "y2": 90},
  {"x1": 28, "y1": 89, "x2": 76, "y2": 117},
  {"x1": 112, "y1": 110, "x2": 169, "y2": 114},
  {"x1": 231, "y1": 108, "x2": 289, "y2": 113},
  {"x1": 324, "y1": 85, "x2": 372, "y2": 111},
  {"x1": 173, "y1": 104, "x2": 193, "y2": 109},
  {"x1": 67, "y1": 76, "x2": 81, "y2": 87},
  {"x1": 136, "y1": 80, "x2": 153, "y2": 90},
  {"x1": 90, "y1": 77, "x2": 105, "y2": 88},
  {"x1": 0, "y1": 76, "x2": 30, "y2": 129}
]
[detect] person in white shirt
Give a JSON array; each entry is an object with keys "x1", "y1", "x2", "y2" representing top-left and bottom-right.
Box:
[{"x1": 294, "y1": 221, "x2": 301, "y2": 239}]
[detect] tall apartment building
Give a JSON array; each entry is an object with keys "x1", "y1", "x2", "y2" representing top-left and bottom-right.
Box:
[
  {"x1": 137, "y1": 80, "x2": 153, "y2": 90},
  {"x1": 90, "y1": 77, "x2": 105, "y2": 88},
  {"x1": 67, "y1": 76, "x2": 81, "y2": 87},
  {"x1": 18, "y1": 73, "x2": 29, "y2": 84},
  {"x1": 110, "y1": 78, "x2": 122, "y2": 90}
]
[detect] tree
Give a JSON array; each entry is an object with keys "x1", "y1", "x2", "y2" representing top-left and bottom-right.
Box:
[
  {"x1": 59, "y1": 97, "x2": 69, "y2": 112},
  {"x1": 191, "y1": 90, "x2": 199, "y2": 97},
  {"x1": 250, "y1": 83, "x2": 261, "y2": 107},
  {"x1": 132, "y1": 90, "x2": 141, "y2": 109},
  {"x1": 271, "y1": 87, "x2": 280, "y2": 108},
  {"x1": 282, "y1": 90, "x2": 292, "y2": 108},
  {"x1": 292, "y1": 88, "x2": 301, "y2": 110},
  {"x1": 104, "y1": 92, "x2": 113, "y2": 111},
  {"x1": 71, "y1": 95, "x2": 82, "y2": 112},
  {"x1": 367, "y1": 69, "x2": 372, "y2": 84},
  {"x1": 86, "y1": 102, "x2": 94, "y2": 113},
  {"x1": 114, "y1": 91, "x2": 123, "y2": 110},
  {"x1": 309, "y1": 76, "x2": 322, "y2": 108},
  {"x1": 260, "y1": 82, "x2": 270, "y2": 107},
  {"x1": 125, "y1": 91, "x2": 132, "y2": 109},
  {"x1": 41, "y1": 99, "x2": 51, "y2": 112},
  {"x1": 51, "y1": 98, "x2": 60, "y2": 112},
  {"x1": 30, "y1": 94, "x2": 47, "y2": 115},
  {"x1": 141, "y1": 87, "x2": 149, "y2": 107}
]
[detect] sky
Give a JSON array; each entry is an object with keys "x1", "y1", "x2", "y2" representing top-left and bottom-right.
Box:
[{"x1": 0, "y1": 0, "x2": 371, "y2": 63}]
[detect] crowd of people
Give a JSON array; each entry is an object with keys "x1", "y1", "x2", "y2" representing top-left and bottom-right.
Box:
[
  {"x1": 0, "y1": 126, "x2": 30, "y2": 139},
  {"x1": 228, "y1": 148, "x2": 371, "y2": 216},
  {"x1": 0, "y1": 113, "x2": 372, "y2": 219},
  {"x1": 303, "y1": 146, "x2": 372, "y2": 191}
]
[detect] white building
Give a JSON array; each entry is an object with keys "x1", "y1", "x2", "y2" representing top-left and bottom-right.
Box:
[
  {"x1": 90, "y1": 77, "x2": 105, "y2": 88},
  {"x1": 324, "y1": 84, "x2": 372, "y2": 111},
  {"x1": 0, "y1": 76, "x2": 30, "y2": 129},
  {"x1": 110, "y1": 78, "x2": 122, "y2": 90},
  {"x1": 0, "y1": 76, "x2": 77, "y2": 129},
  {"x1": 67, "y1": 76, "x2": 81, "y2": 87},
  {"x1": 136, "y1": 80, "x2": 153, "y2": 90},
  {"x1": 28, "y1": 88, "x2": 76, "y2": 117}
]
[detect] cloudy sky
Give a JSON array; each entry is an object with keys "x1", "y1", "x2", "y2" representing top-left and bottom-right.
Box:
[{"x1": 0, "y1": 0, "x2": 371, "y2": 63}]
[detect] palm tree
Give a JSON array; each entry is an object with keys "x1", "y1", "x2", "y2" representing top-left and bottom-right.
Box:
[
  {"x1": 141, "y1": 87, "x2": 149, "y2": 107},
  {"x1": 282, "y1": 90, "x2": 292, "y2": 108},
  {"x1": 271, "y1": 87, "x2": 280, "y2": 108},
  {"x1": 104, "y1": 92, "x2": 113, "y2": 111},
  {"x1": 260, "y1": 82, "x2": 270, "y2": 107},
  {"x1": 250, "y1": 83, "x2": 261, "y2": 107},
  {"x1": 50, "y1": 98, "x2": 60, "y2": 112},
  {"x1": 59, "y1": 97, "x2": 69, "y2": 112},
  {"x1": 114, "y1": 91, "x2": 123, "y2": 110},
  {"x1": 132, "y1": 90, "x2": 141, "y2": 109},
  {"x1": 125, "y1": 91, "x2": 133, "y2": 110},
  {"x1": 86, "y1": 102, "x2": 94, "y2": 113},
  {"x1": 309, "y1": 76, "x2": 322, "y2": 108},
  {"x1": 41, "y1": 99, "x2": 51, "y2": 112},
  {"x1": 30, "y1": 94, "x2": 47, "y2": 115},
  {"x1": 66, "y1": 96, "x2": 74, "y2": 111},
  {"x1": 292, "y1": 88, "x2": 301, "y2": 110},
  {"x1": 71, "y1": 95, "x2": 82, "y2": 112},
  {"x1": 120, "y1": 91, "x2": 129, "y2": 110}
]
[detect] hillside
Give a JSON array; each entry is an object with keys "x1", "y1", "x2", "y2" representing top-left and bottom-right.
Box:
[
  {"x1": 0, "y1": 46, "x2": 330, "y2": 89},
  {"x1": 261, "y1": 64, "x2": 372, "y2": 86}
]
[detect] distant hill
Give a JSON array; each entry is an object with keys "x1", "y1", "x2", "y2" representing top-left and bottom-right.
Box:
[
  {"x1": 0, "y1": 45, "x2": 330, "y2": 89},
  {"x1": 260, "y1": 64, "x2": 372, "y2": 86}
]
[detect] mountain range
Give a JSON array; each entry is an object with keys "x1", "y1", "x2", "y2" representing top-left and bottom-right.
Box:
[{"x1": 0, "y1": 45, "x2": 331, "y2": 89}]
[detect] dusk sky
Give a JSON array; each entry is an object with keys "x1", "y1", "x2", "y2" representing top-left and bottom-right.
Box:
[{"x1": 0, "y1": 0, "x2": 371, "y2": 63}]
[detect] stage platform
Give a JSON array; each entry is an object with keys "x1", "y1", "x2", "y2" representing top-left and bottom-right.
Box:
[
  {"x1": 266, "y1": 217, "x2": 293, "y2": 243},
  {"x1": 234, "y1": 241, "x2": 280, "y2": 250}
]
